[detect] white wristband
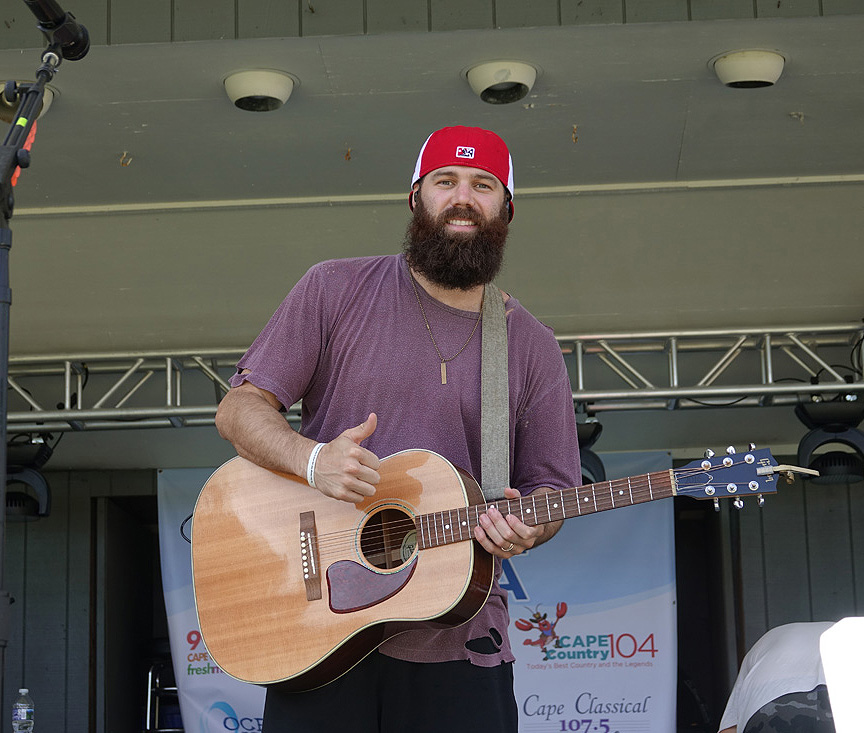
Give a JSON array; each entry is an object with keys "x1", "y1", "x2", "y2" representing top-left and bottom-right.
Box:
[{"x1": 306, "y1": 442, "x2": 326, "y2": 489}]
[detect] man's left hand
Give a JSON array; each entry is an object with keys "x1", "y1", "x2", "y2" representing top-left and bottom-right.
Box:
[{"x1": 473, "y1": 487, "x2": 546, "y2": 558}]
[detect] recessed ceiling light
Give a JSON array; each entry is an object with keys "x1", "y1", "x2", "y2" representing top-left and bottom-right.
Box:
[
  {"x1": 223, "y1": 70, "x2": 297, "y2": 112},
  {"x1": 710, "y1": 50, "x2": 785, "y2": 89},
  {"x1": 465, "y1": 61, "x2": 538, "y2": 104}
]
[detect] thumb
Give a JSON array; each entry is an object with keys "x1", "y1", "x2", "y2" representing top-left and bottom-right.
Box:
[{"x1": 341, "y1": 412, "x2": 377, "y2": 445}]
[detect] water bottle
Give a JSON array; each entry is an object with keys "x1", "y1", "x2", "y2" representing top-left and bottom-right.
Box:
[{"x1": 12, "y1": 688, "x2": 34, "y2": 732}]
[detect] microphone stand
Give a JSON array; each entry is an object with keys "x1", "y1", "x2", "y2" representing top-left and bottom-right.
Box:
[{"x1": 0, "y1": 37, "x2": 69, "y2": 699}]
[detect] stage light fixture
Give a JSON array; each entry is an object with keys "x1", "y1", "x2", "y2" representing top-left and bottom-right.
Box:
[
  {"x1": 577, "y1": 420, "x2": 606, "y2": 484},
  {"x1": 6, "y1": 468, "x2": 51, "y2": 521},
  {"x1": 795, "y1": 401, "x2": 864, "y2": 484},
  {"x1": 5, "y1": 437, "x2": 53, "y2": 521}
]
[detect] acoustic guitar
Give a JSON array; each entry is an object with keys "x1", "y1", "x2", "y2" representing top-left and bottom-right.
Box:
[{"x1": 191, "y1": 445, "x2": 798, "y2": 691}]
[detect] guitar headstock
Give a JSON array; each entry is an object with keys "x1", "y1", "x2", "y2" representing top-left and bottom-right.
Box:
[{"x1": 674, "y1": 445, "x2": 816, "y2": 509}]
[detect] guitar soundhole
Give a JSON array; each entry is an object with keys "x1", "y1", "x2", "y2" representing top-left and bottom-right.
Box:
[{"x1": 360, "y1": 508, "x2": 417, "y2": 571}]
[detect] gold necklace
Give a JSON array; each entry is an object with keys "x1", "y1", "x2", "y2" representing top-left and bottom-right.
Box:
[{"x1": 409, "y1": 272, "x2": 484, "y2": 385}]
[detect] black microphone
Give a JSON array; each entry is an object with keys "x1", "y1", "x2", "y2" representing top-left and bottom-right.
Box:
[{"x1": 23, "y1": 0, "x2": 90, "y2": 61}]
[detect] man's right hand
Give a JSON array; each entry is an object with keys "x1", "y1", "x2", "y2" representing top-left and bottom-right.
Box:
[{"x1": 311, "y1": 413, "x2": 381, "y2": 503}]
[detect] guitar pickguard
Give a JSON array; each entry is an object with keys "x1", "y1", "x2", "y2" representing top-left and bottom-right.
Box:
[{"x1": 327, "y1": 557, "x2": 418, "y2": 613}]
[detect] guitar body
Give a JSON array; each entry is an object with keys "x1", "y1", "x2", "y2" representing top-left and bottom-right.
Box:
[{"x1": 191, "y1": 449, "x2": 493, "y2": 690}]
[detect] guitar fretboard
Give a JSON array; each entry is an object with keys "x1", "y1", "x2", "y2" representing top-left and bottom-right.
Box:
[{"x1": 416, "y1": 469, "x2": 676, "y2": 550}]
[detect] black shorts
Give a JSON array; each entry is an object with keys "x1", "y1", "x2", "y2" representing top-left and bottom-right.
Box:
[{"x1": 263, "y1": 651, "x2": 518, "y2": 732}]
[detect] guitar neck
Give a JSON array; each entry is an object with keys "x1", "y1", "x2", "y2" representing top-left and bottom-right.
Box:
[{"x1": 416, "y1": 469, "x2": 675, "y2": 551}]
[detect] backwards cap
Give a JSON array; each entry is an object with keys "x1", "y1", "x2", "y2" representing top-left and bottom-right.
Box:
[{"x1": 410, "y1": 125, "x2": 514, "y2": 220}]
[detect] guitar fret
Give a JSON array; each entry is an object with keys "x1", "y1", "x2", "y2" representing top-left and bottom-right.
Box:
[
  {"x1": 416, "y1": 469, "x2": 686, "y2": 552},
  {"x1": 394, "y1": 452, "x2": 763, "y2": 565}
]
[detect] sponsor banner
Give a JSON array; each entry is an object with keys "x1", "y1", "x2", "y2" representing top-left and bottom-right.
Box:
[
  {"x1": 158, "y1": 451, "x2": 674, "y2": 731},
  {"x1": 507, "y1": 452, "x2": 676, "y2": 732},
  {"x1": 157, "y1": 468, "x2": 266, "y2": 733}
]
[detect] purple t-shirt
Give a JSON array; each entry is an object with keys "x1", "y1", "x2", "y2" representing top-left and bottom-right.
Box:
[{"x1": 230, "y1": 254, "x2": 580, "y2": 666}]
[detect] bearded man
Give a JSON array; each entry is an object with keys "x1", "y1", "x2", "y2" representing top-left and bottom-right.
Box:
[{"x1": 215, "y1": 126, "x2": 581, "y2": 732}]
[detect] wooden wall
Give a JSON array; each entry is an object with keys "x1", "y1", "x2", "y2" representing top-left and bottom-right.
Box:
[
  {"x1": 1, "y1": 0, "x2": 861, "y2": 50},
  {"x1": 735, "y1": 469, "x2": 864, "y2": 652},
  {"x1": 2, "y1": 469, "x2": 157, "y2": 733}
]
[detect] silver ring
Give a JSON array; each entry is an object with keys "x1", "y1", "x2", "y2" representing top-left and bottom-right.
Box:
[{"x1": 501, "y1": 542, "x2": 515, "y2": 553}]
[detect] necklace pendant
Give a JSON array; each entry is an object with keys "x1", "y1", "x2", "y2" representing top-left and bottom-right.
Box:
[{"x1": 441, "y1": 362, "x2": 447, "y2": 385}]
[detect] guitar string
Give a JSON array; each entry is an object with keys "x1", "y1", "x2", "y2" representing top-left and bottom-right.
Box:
[
  {"x1": 309, "y1": 466, "x2": 759, "y2": 557},
  {"x1": 309, "y1": 459, "x2": 762, "y2": 557},
  {"x1": 312, "y1": 481, "x2": 750, "y2": 556},
  {"x1": 309, "y1": 467, "x2": 743, "y2": 550},
  {"x1": 311, "y1": 475, "x2": 669, "y2": 559},
  {"x1": 308, "y1": 457, "x2": 749, "y2": 548}
]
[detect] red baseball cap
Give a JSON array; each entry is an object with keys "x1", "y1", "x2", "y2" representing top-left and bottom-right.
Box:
[{"x1": 409, "y1": 125, "x2": 514, "y2": 220}]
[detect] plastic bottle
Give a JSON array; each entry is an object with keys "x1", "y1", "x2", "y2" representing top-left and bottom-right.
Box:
[{"x1": 12, "y1": 688, "x2": 34, "y2": 732}]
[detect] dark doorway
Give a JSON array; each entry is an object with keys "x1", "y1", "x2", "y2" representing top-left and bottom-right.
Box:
[
  {"x1": 96, "y1": 495, "x2": 174, "y2": 732},
  {"x1": 674, "y1": 494, "x2": 731, "y2": 732}
]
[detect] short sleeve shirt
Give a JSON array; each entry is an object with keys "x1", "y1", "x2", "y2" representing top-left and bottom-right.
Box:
[{"x1": 231, "y1": 254, "x2": 581, "y2": 666}]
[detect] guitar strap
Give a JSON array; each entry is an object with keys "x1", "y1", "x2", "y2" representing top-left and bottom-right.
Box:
[{"x1": 480, "y1": 282, "x2": 509, "y2": 501}]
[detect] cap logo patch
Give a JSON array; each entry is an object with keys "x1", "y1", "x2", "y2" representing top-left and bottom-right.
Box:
[{"x1": 455, "y1": 146, "x2": 475, "y2": 159}]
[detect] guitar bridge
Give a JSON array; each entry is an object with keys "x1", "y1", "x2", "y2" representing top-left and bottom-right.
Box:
[{"x1": 300, "y1": 511, "x2": 322, "y2": 601}]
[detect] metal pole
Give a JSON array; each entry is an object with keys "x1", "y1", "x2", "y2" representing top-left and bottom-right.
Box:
[{"x1": 0, "y1": 0, "x2": 91, "y2": 697}]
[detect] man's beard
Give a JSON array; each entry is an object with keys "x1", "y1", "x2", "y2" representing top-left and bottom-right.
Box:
[{"x1": 403, "y1": 197, "x2": 509, "y2": 290}]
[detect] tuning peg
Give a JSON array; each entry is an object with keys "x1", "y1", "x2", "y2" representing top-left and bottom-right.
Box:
[
  {"x1": 733, "y1": 498, "x2": 744, "y2": 510},
  {"x1": 713, "y1": 498, "x2": 720, "y2": 512},
  {"x1": 726, "y1": 446, "x2": 736, "y2": 455},
  {"x1": 704, "y1": 449, "x2": 715, "y2": 459},
  {"x1": 757, "y1": 495, "x2": 765, "y2": 507},
  {"x1": 748, "y1": 443, "x2": 756, "y2": 451}
]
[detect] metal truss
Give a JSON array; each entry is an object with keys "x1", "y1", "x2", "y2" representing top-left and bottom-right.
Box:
[
  {"x1": 560, "y1": 322, "x2": 863, "y2": 415},
  {"x1": 4, "y1": 323, "x2": 862, "y2": 435}
]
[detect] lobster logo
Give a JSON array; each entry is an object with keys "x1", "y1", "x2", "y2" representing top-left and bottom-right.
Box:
[{"x1": 514, "y1": 602, "x2": 567, "y2": 659}]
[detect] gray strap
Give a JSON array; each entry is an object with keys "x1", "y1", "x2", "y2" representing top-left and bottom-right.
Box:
[{"x1": 480, "y1": 282, "x2": 509, "y2": 500}]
